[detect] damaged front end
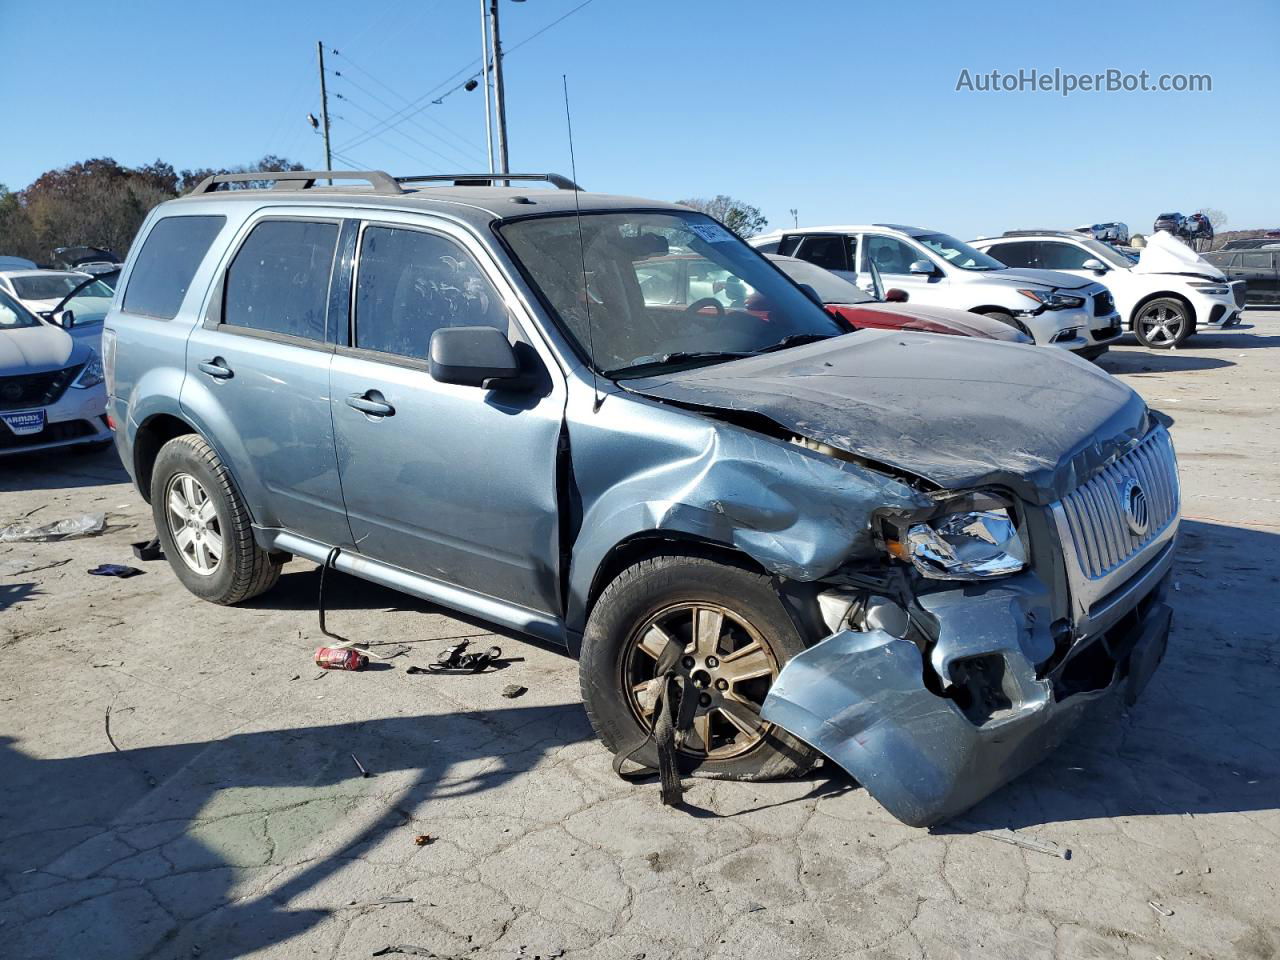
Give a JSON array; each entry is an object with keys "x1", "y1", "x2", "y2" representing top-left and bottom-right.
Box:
[{"x1": 761, "y1": 427, "x2": 1181, "y2": 827}]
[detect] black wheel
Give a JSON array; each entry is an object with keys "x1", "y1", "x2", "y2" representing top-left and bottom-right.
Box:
[
  {"x1": 580, "y1": 553, "x2": 817, "y2": 781},
  {"x1": 150, "y1": 434, "x2": 281, "y2": 604},
  {"x1": 1133, "y1": 297, "x2": 1194, "y2": 349}
]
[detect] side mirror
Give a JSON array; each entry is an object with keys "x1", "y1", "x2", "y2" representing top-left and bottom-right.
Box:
[
  {"x1": 55, "y1": 309, "x2": 76, "y2": 329},
  {"x1": 429, "y1": 326, "x2": 522, "y2": 389},
  {"x1": 884, "y1": 288, "x2": 909, "y2": 303},
  {"x1": 1080, "y1": 258, "x2": 1108, "y2": 272},
  {"x1": 908, "y1": 259, "x2": 935, "y2": 275}
]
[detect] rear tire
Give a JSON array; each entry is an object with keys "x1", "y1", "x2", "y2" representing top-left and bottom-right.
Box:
[
  {"x1": 1133, "y1": 298, "x2": 1194, "y2": 349},
  {"x1": 150, "y1": 434, "x2": 281, "y2": 604},
  {"x1": 580, "y1": 552, "x2": 817, "y2": 781}
]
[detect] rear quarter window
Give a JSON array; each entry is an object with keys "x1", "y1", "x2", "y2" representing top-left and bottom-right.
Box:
[{"x1": 122, "y1": 215, "x2": 226, "y2": 319}]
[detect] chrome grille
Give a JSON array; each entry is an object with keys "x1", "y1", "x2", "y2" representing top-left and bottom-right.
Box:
[{"x1": 1058, "y1": 428, "x2": 1179, "y2": 579}]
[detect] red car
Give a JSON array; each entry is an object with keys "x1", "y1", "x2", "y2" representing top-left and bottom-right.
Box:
[{"x1": 765, "y1": 255, "x2": 1031, "y2": 342}]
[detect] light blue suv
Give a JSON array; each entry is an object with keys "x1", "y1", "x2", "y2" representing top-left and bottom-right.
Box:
[{"x1": 105, "y1": 170, "x2": 1179, "y2": 826}]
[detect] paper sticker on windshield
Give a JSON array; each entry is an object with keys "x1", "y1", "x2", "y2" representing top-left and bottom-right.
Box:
[{"x1": 687, "y1": 222, "x2": 735, "y2": 244}]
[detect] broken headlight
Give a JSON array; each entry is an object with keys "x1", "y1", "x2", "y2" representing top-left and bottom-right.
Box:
[
  {"x1": 1017, "y1": 289, "x2": 1085, "y2": 311},
  {"x1": 887, "y1": 494, "x2": 1028, "y2": 580}
]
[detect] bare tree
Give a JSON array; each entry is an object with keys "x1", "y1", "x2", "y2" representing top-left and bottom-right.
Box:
[{"x1": 676, "y1": 195, "x2": 769, "y2": 238}]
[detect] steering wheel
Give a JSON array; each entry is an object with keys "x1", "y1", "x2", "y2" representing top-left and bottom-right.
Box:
[{"x1": 685, "y1": 297, "x2": 725, "y2": 317}]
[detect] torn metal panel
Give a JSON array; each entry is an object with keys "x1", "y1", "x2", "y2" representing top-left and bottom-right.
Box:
[
  {"x1": 628, "y1": 331, "x2": 1150, "y2": 505},
  {"x1": 563, "y1": 387, "x2": 932, "y2": 634},
  {"x1": 761, "y1": 579, "x2": 1173, "y2": 827}
]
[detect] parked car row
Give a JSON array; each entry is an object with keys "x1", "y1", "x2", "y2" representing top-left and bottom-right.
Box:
[{"x1": 87, "y1": 169, "x2": 1180, "y2": 828}]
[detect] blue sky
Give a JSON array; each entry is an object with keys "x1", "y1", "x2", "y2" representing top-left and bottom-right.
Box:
[{"x1": 2, "y1": 0, "x2": 1276, "y2": 239}]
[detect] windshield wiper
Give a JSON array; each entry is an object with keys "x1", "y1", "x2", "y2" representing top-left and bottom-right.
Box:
[
  {"x1": 754, "y1": 333, "x2": 837, "y2": 354},
  {"x1": 604, "y1": 350, "x2": 754, "y2": 377}
]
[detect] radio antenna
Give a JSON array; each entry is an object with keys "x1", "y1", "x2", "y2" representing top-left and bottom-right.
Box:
[{"x1": 562, "y1": 74, "x2": 602, "y2": 412}]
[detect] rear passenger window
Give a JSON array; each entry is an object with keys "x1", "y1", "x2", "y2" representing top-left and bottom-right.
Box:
[
  {"x1": 1242, "y1": 253, "x2": 1272, "y2": 269},
  {"x1": 354, "y1": 226, "x2": 507, "y2": 362},
  {"x1": 123, "y1": 215, "x2": 225, "y2": 319},
  {"x1": 223, "y1": 220, "x2": 338, "y2": 341},
  {"x1": 795, "y1": 235, "x2": 848, "y2": 272},
  {"x1": 986, "y1": 242, "x2": 1037, "y2": 268}
]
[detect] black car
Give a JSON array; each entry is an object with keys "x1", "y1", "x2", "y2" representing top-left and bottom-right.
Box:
[
  {"x1": 1153, "y1": 212, "x2": 1185, "y2": 234},
  {"x1": 1204, "y1": 248, "x2": 1280, "y2": 304}
]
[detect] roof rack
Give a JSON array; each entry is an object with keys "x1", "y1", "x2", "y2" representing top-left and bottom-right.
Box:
[
  {"x1": 999, "y1": 229, "x2": 1083, "y2": 238},
  {"x1": 397, "y1": 173, "x2": 581, "y2": 190},
  {"x1": 191, "y1": 170, "x2": 404, "y2": 194}
]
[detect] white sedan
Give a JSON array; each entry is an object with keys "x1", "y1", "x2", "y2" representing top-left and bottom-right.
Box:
[{"x1": 0, "y1": 270, "x2": 116, "y2": 348}]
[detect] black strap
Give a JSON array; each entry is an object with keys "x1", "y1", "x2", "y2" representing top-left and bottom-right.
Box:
[
  {"x1": 318, "y1": 546, "x2": 345, "y2": 643},
  {"x1": 611, "y1": 637, "x2": 697, "y2": 806}
]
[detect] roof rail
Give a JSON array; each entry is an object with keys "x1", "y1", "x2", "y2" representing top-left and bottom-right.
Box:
[
  {"x1": 191, "y1": 170, "x2": 404, "y2": 194},
  {"x1": 397, "y1": 173, "x2": 582, "y2": 191},
  {"x1": 999, "y1": 229, "x2": 1081, "y2": 238}
]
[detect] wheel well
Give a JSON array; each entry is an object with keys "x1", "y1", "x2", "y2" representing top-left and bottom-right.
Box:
[
  {"x1": 585, "y1": 533, "x2": 768, "y2": 622},
  {"x1": 971, "y1": 307, "x2": 1029, "y2": 335},
  {"x1": 1129, "y1": 291, "x2": 1195, "y2": 328},
  {"x1": 133, "y1": 414, "x2": 197, "y2": 503}
]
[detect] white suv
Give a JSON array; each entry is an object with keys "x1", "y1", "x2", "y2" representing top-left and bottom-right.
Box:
[
  {"x1": 751, "y1": 225, "x2": 1122, "y2": 358},
  {"x1": 971, "y1": 230, "x2": 1246, "y2": 349}
]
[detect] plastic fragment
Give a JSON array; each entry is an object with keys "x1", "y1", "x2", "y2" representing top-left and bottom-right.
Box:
[
  {"x1": 1148, "y1": 900, "x2": 1174, "y2": 917},
  {"x1": 88, "y1": 564, "x2": 143, "y2": 578},
  {"x1": 0, "y1": 513, "x2": 106, "y2": 543},
  {"x1": 977, "y1": 828, "x2": 1070, "y2": 859},
  {"x1": 501, "y1": 684, "x2": 528, "y2": 699}
]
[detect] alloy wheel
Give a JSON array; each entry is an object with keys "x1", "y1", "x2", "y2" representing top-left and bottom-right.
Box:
[
  {"x1": 623, "y1": 602, "x2": 779, "y2": 760},
  {"x1": 1137, "y1": 303, "x2": 1185, "y2": 346},
  {"x1": 165, "y1": 473, "x2": 223, "y2": 576}
]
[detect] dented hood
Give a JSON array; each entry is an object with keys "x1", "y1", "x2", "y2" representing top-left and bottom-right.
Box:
[{"x1": 628, "y1": 331, "x2": 1149, "y2": 504}]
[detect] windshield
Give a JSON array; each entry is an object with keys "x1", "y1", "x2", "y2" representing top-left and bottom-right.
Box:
[
  {"x1": 1076, "y1": 236, "x2": 1135, "y2": 269},
  {"x1": 0, "y1": 290, "x2": 43, "y2": 329},
  {"x1": 12, "y1": 274, "x2": 114, "y2": 301},
  {"x1": 768, "y1": 255, "x2": 874, "y2": 304},
  {"x1": 501, "y1": 211, "x2": 845, "y2": 377},
  {"x1": 915, "y1": 233, "x2": 1006, "y2": 271}
]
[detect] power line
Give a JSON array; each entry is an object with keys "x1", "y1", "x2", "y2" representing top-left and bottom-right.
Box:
[
  {"x1": 332, "y1": 88, "x2": 475, "y2": 169},
  {"x1": 328, "y1": 110, "x2": 445, "y2": 174},
  {"x1": 330, "y1": 49, "x2": 487, "y2": 157},
  {"x1": 338, "y1": 0, "x2": 599, "y2": 152}
]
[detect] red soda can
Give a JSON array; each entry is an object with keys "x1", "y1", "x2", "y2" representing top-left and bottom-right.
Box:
[{"x1": 315, "y1": 646, "x2": 367, "y2": 671}]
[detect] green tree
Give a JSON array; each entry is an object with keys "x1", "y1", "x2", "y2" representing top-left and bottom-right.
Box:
[
  {"x1": 676, "y1": 195, "x2": 769, "y2": 238},
  {"x1": 0, "y1": 184, "x2": 41, "y2": 261}
]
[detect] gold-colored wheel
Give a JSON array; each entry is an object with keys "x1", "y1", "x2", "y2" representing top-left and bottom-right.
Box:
[{"x1": 622, "y1": 601, "x2": 780, "y2": 760}]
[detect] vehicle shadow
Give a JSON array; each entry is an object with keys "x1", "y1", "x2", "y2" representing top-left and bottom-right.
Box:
[
  {"x1": 0, "y1": 446, "x2": 131, "y2": 494},
  {"x1": 1098, "y1": 351, "x2": 1233, "y2": 375},
  {"x1": 944, "y1": 518, "x2": 1280, "y2": 833},
  {"x1": 0, "y1": 703, "x2": 594, "y2": 959}
]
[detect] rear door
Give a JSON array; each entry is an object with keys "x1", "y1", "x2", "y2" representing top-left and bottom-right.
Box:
[
  {"x1": 329, "y1": 216, "x2": 565, "y2": 615},
  {"x1": 791, "y1": 234, "x2": 856, "y2": 284},
  {"x1": 182, "y1": 213, "x2": 349, "y2": 545}
]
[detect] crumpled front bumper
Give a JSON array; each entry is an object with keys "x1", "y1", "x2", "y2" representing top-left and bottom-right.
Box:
[{"x1": 762, "y1": 573, "x2": 1172, "y2": 827}]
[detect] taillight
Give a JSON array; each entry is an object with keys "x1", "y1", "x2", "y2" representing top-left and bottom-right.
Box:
[{"x1": 102, "y1": 328, "x2": 117, "y2": 397}]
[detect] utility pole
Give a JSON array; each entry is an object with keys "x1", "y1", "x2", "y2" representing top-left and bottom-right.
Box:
[
  {"x1": 489, "y1": 0, "x2": 510, "y2": 179},
  {"x1": 317, "y1": 41, "x2": 333, "y2": 179},
  {"x1": 479, "y1": 0, "x2": 494, "y2": 174}
]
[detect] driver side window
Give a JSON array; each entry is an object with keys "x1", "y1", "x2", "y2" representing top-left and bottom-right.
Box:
[
  {"x1": 354, "y1": 226, "x2": 508, "y2": 362},
  {"x1": 864, "y1": 235, "x2": 920, "y2": 275}
]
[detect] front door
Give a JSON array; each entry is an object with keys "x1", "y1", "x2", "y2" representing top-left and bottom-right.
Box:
[
  {"x1": 183, "y1": 214, "x2": 349, "y2": 545},
  {"x1": 329, "y1": 218, "x2": 565, "y2": 615},
  {"x1": 860, "y1": 234, "x2": 947, "y2": 304}
]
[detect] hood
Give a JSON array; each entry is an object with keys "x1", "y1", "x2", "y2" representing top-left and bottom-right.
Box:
[
  {"x1": 628, "y1": 330, "x2": 1149, "y2": 504},
  {"x1": 981, "y1": 267, "x2": 1094, "y2": 291},
  {"x1": 0, "y1": 324, "x2": 78, "y2": 376},
  {"x1": 833, "y1": 303, "x2": 1029, "y2": 342},
  {"x1": 1133, "y1": 231, "x2": 1226, "y2": 281}
]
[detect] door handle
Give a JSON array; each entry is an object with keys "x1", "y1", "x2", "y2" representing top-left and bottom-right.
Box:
[
  {"x1": 346, "y1": 392, "x2": 395, "y2": 417},
  {"x1": 199, "y1": 358, "x2": 233, "y2": 379}
]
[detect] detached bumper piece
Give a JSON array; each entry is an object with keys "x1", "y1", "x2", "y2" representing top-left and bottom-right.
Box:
[{"x1": 762, "y1": 584, "x2": 1172, "y2": 827}]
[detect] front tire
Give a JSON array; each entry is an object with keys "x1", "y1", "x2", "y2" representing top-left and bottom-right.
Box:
[
  {"x1": 580, "y1": 553, "x2": 817, "y2": 781},
  {"x1": 1133, "y1": 298, "x2": 1194, "y2": 349},
  {"x1": 976, "y1": 309, "x2": 1032, "y2": 339},
  {"x1": 150, "y1": 434, "x2": 281, "y2": 604}
]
